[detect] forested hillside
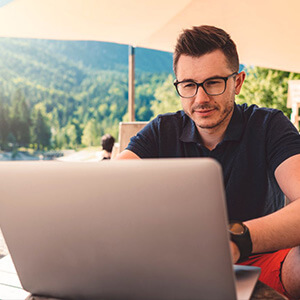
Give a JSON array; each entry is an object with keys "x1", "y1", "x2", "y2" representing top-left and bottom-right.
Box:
[{"x1": 0, "y1": 38, "x2": 174, "y2": 150}]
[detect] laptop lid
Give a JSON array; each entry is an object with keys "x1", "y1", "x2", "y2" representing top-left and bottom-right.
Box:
[{"x1": 0, "y1": 158, "x2": 257, "y2": 300}]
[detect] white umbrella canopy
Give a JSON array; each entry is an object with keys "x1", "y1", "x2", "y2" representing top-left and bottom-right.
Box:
[{"x1": 0, "y1": 0, "x2": 299, "y2": 73}]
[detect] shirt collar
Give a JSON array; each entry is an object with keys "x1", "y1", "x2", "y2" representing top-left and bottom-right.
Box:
[
  {"x1": 223, "y1": 103, "x2": 244, "y2": 142},
  {"x1": 179, "y1": 104, "x2": 244, "y2": 144},
  {"x1": 179, "y1": 113, "x2": 201, "y2": 143}
]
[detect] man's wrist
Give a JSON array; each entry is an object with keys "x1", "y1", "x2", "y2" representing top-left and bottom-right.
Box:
[
  {"x1": 229, "y1": 221, "x2": 253, "y2": 263},
  {"x1": 230, "y1": 241, "x2": 241, "y2": 263}
]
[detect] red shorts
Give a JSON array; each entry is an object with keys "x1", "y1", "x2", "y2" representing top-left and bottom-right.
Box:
[{"x1": 238, "y1": 248, "x2": 291, "y2": 298}]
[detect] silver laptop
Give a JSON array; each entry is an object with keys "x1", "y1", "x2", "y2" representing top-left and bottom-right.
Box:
[{"x1": 0, "y1": 158, "x2": 260, "y2": 300}]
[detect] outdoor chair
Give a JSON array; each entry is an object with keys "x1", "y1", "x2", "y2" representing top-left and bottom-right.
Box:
[{"x1": 113, "y1": 121, "x2": 148, "y2": 158}]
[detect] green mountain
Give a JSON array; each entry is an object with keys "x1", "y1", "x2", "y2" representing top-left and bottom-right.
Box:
[
  {"x1": 0, "y1": 38, "x2": 173, "y2": 103},
  {"x1": 0, "y1": 38, "x2": 174, "y2": 150}
]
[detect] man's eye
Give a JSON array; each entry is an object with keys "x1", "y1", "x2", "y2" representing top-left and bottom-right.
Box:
[
  {"x1": 205, "y1": 79, "x2": 222, "y2": 86},
  {"x1": 183, "y1": 82, "x2": 195, "y2": 88}
]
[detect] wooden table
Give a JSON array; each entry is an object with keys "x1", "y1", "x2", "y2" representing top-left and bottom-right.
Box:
[{"x1": 0, "y1": 255, "x2": 287, "y2": 300}]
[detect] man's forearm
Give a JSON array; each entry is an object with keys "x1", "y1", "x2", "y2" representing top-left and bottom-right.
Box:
[
  {"x1": 114, "y1": 149, "x2": 141, "y2": 160},
  {"x1": 245, "y1": 198, "x2": 300, "y2": 254}
]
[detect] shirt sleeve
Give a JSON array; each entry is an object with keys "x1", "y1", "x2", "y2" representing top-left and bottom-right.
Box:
[
  {"x1": 266, "y1": 110, "x2": 300, "y2": 173},
  {"x1": 126, "y1": 116, "x2": 161, "y2": 158}
]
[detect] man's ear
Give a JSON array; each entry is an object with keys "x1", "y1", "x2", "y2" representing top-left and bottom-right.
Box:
[{"x1": 235, "y1": 71, "x2": 246, "y2": 95}]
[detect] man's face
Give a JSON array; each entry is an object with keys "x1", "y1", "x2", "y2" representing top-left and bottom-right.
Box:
[{"x1": 176, "y1": 50, "x2": 244, "y2": 133}]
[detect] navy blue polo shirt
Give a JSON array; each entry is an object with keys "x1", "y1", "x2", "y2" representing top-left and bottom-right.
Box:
[{"x1": 127, "y1": 104, "x2": 300, "y2": 221}]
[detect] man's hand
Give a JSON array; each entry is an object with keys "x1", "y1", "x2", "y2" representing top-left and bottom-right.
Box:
[{"x1": 230, "y1": 241, "x2": 240, "y2": 264}]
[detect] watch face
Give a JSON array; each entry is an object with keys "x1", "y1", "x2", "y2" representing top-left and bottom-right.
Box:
[{"x1": 229, "y1": 222, "x2": 245, "y2": 235}]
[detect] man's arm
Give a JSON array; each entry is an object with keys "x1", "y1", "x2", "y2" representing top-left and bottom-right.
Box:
[
  {"x1": 232, "y1": 154, "x2": 300, "y2": 262},
  {"x1": 114, "y1": 149, "x2": 141, "y2": 160}
]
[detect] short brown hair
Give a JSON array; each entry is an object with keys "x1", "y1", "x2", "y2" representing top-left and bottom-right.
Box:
[
  {"x1": 173, "y1": 25, "x2": 239, "y2": 75},
  {"x1": 101, "y1": 134, "x2": 115, "y2": 153}
]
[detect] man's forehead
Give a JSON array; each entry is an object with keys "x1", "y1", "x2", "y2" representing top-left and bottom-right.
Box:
[{"x1": 176, "y1": 51, "x2": 231, "y2": 81}]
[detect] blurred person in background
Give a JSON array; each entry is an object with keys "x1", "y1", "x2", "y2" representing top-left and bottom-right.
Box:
[{"x1": 97, "y1": 134, "x2": 115, "y2": 160}]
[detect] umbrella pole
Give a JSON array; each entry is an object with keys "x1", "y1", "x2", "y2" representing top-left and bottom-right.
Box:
[{"x1": 128, "y1": 45, "x2": 135, "y2": 121}]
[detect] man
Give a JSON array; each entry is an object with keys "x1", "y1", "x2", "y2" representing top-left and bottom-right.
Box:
[{"x1": 116, "y1": 25, "x2": 300, "y2": 298}]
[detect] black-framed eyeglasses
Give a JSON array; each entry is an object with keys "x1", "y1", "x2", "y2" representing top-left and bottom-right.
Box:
[{"x1": 174, "y1": 72, "x2": 238, "y2": 98}]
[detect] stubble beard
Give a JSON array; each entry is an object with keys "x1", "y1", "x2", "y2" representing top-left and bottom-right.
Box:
[
  {"x1": 187, "y1": 99, "x2": 235, "y2": 130},
  {"x1": 198, "y1": 104, "x2": 234, "y2": 130}
]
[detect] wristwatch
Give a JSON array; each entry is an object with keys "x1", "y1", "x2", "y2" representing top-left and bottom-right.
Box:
[{"x1": 229, "y1": 221, "x2": 253, "y2": 263}]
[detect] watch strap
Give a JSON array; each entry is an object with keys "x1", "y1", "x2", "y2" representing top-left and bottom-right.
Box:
[{"x1": 230, "y1": 222, "x2": 253, "y2": 263}]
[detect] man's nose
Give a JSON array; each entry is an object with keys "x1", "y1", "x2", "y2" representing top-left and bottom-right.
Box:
[{"x1": 194, "y1": 86, "x2": 210, "y2": 104}]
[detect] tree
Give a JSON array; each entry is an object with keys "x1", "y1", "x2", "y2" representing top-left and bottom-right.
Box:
[
  {"x1": 54, "y1": 128, "x2": 68, "y2": 149},
  {"x1": 135, "y1": 83, "x2": 154, "y2": 121},
  {"x1": 136, "y1": 106, "x2": 152, "y2": 121},
  {"x1": 7, "y1": 132, "x2": 16, "y2": 150},
  {"x1": 237, "y1": 67, "x2": 300, "y2": 117},
  {"x1": 10, "y1": 89, "x2": 31, "y2": 147},
  {"x1": 0, "y1": 101, "x2": 10, "y2": 149},
  {"x1": 81, "y1": 119, "x2": 99, "y2": 147},
  {"x1": 31, "y1": 107, "x2": 51, "y2": 150},
  {"x1": 48, "y1": 107, "x2": 61, "y2": 148},
  {"x1": 66, "y1": 123, "x2": 78, "y2": 148},
  {"x1": 150, "y1": 74, "x2": 181, "y2": 118}
]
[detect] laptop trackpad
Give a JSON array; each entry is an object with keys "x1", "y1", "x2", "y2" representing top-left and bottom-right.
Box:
[{"x1": 234, "y1": 265, "x2": 261, "y2": 300}]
